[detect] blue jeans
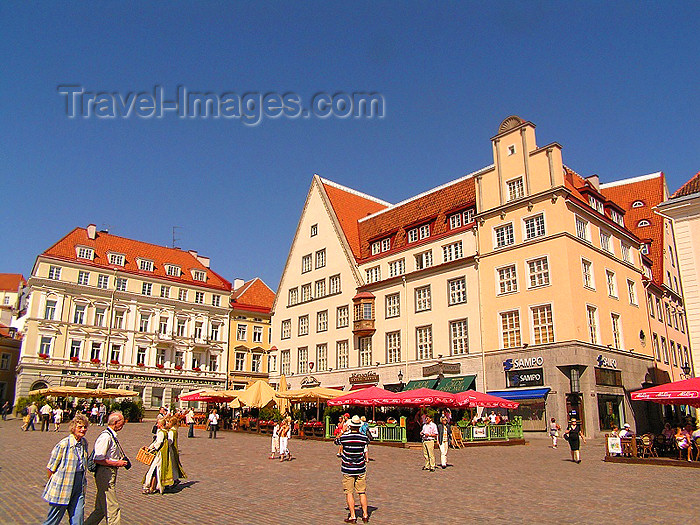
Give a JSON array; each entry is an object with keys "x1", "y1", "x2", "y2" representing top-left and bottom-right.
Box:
[{"x1": 44, "y1": 471, "x2": 85, "y2": 525}]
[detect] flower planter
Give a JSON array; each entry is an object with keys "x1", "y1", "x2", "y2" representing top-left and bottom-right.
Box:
[
  {"x1": 70, "y1": 357, "x2": 79, "y2": 363},
  {"x1": 193, "y1": 367, "x2": 201, "y2": 372},
  {"x1": 174, "y1": 365, "x2": 182, "y2": 370},
  {"x1": 90, "y1": 358, "x2": 101, "y2": 364},
  {"x1": 156, "y1": 364, "x2": 164, "y2": 369},
  {"x1": 38, "y1": 353, "x2": 49, "y2": 359},
  {"x1": 110, "y1": 360, "x2": 120, "y2": 365},
  {"x1": 137, "y1": 363, "x2": 145, "y2": 367}
]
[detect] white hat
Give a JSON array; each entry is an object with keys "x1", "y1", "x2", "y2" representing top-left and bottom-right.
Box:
[
  {"x1": 623, "y1": 423, "x2": 631, "y2": 429},
  {"x1": 348, "y1": 415, "x2": 362, "y2": 428}
]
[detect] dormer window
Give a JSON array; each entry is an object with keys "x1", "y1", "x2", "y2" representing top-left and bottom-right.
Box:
[
  {"x1": 588, "y1": 196, "x2": 604, "y2": 214},
  {"x1": 107, "y1": 253, "x2": 125, "y2": 266},
  {"x1": 137, "y1": 259, "x2": 154, "y2": 272},
  {"x1": 419, "y1": 224, "x2": 430, "y2": 240},
  {"x1": 371, "y1": 238, "x2": 391, "y2": 255},
  {"x1": 632, "y1": 201, "x2": 644, "y2": 208},
  {"x1": 610, "y1": 210, "x2": 624, "y2": 226},
  {"x1": 638, "y1": 220, "x2": 651, "y2": 227},
  {"x1": 76, "y1": 246, "x2": 94, "y2": 260},
  {"x1": 192, "y1": 269, "x2": 207, "y2": 282},
  {"x1": 165, "y1": 264, "x2": 181, "y2": 277}
]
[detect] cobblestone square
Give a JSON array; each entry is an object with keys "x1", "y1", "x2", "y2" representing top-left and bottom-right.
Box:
[{"x1": 0, "y1": 418, "x2": 697, "y2": 524}]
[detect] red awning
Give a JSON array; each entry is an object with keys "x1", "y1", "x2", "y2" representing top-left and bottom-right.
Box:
[
  {"x1": 328, "y1": 386, "x2": 401, "y2": 406},
  {"x1": 393, "y1": 388, "x2": 457, "y2": 407},
  {"x1": 453, "y1": 390, "x2": 519, "y2": 409},
  {"x1": 631, "y1": 377, "x2": 700, "y2": 408},
  {"x1": 349, "y1": 383, "x2": 376, "y2": 391}
]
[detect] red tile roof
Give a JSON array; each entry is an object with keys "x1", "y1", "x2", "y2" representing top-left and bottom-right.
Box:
[
  {"x1": 600, "y1": 173, "x2": 666, "y2": 286},
  {"x1": 41, "y1": 227, "x2": 231, "y2": 292},
  {"x1": 671, "y1": 171, "x2": 700, "y2": 199},
  {"x1": 0, "y1": 274, "x2": 25, "y2": 292},
  {"x1": 321, "y1": 180, "x2": 389, "y2": 260},
  {"x1": 231, "y1": 278, "x2": 275, "y2": 313}
]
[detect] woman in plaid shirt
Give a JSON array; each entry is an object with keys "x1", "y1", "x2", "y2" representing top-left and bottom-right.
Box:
[{"x1": 42, "y1": 414, "x2": 90, "y2": 525}]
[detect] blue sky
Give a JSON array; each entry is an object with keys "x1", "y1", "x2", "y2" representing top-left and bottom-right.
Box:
[{"x1": 1, "y1": 2, "x2": 698, "y2": 290}]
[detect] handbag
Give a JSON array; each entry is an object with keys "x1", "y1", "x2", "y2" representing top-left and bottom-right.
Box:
[
  {"x1": 87, "y1": 450, "x2": 97, "y2": 472},
  {"x1": 136, "y1": 446, "x2": 156, "y2": 465}
]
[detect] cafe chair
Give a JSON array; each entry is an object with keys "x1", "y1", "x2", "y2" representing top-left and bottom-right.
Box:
[
  {"x1": 450, "y1": 426, "x2": 465, "y2": 449},
  {"x1": 638, "y1": 434, "x2": 657, "y2": 458}
]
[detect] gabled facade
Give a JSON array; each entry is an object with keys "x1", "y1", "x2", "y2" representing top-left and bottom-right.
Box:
[
  {"x1": 228, "y1": 277, "x2": 276, "y2": 389},
  {"x1": 16, "y1": 225, "x2": 231, "y2": 411},
  {"x1": 271, "y1": 116, "x2": 691, "y2": 436},
  {"x1": 0, "y1": 273, "x2": 25, "y2": 326},
  {"x1": 657, "y1": 171, "x2": 700, "y2": 379}
]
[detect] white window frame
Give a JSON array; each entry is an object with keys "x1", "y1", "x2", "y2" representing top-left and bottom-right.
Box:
[
  {"x1": 500, "y1": 310, "x2": 521, "y2": 349},
  {"x1": 582, "y1": 259, "x2": 594, "y2": 289},
  {"x1": 107, "y1": 253, "x2": 125, "y2": 266},
  {"x1": 606, "y1": 270, "x2": 618, "y2": 298},
  {"x1": 329, "y1": 275, "x2": 341, "y2": 294},
  {"x1": 524, "y1": 214, "x2": 546, "y2": 240},
  {"x1": 531, "y1": 304, "x2": 554, "y2": 345},
  {"x1": 76, "y1": 246, "x2": 94, "y2": 260},
  {"x1": 506, "y1": 177, "x2": 525, "y2": 201},
  {"x1": 366, "y1": 266, "x2": 381, "y2": 284},
  {"x1": 48, "y1": 266, "x2": 62, "y2": 280},
  {"x1": 495, "y1": 223, "x2": 515, "y2": 248},
  {"x1": 527, "y1": 257, "x2": 550, "y2": 288},
  {"x1": 416, "y1": 326, "x2": 433, "y2": 360},
  {"x1": 97, "y1": 274, "x2": 109, "y2": 289},
  {"x1": 301, "y1": 254, "x2": 312, "y2": 273},
  {"x1": 336, "y1": 306, "x2": 349, "y2": 328},
  {"x1": 448, "y1": 277, "x2": 467, "y2": 305},
  {"x1": 497, "y1": 264, "x2": 518, "y2": 295},
  {"x1": 298, "y1": 315, "x2": 309, "y2": 336},
  {"x1": 316, "y1": 310, "x2": 328, "y2": 332},
  {"x1": 450, "y1": 319, "x2": 469, "y2": 355},
  {"x1": 385, "y1": 293, "x2": 400, "y2": 318},
  {"x1": 141, "y1": 282, "x2": 152, "y2": 296},
  {"x1": 315, "y1": 249, "x2": 326, "y2": 269},
  {"x1": 77, "y1": 271, "x2": 90, "y2": 286},
  {"x1": 389, "y1": 259, "x2": 405, "y2": 277},
  {"x1": 337, "y1": 340, "x2": 349, "y2": 369},
  {"x1": 281, "y1": 319, "x2": 292, "y2": 339},
  {"x1": 316, "y1": 344, "x2": 328, "y2": 372},
  {"x1": 137, "y1": 259, "x2": 154, "y2": 272},
  {"x1": 415, "y1": 250, "x2": 433, "y2": 270},
  {"x1": 442, "y1": 241, "x2": 463, "y2": 263},
  {"x1": 386, "y1": 331, "x2": 401, "y2": 363},
  {"x1": 415, "y1": 286, "x2": 432, "y2": 312},
  {"x1": 575, "y1": 216, "x2": 590, "y2": 242}
]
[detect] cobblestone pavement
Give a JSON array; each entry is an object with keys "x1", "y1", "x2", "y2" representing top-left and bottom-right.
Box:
[{"x1": 1, "y1": 417, "x2": 698, "y2": 524}]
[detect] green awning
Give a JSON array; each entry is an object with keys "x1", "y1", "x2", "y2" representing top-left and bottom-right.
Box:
[
  {"x1": 403, "y1": 378, "x2": 439, "y2": 391},
  {"x1": 435, "y1": 375, "x2": 477, "y2": 393}
]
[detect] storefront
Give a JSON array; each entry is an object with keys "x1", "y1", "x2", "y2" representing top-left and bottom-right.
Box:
[{"x1": 488, "y1": 387, "x2": 551, "y2": 431}]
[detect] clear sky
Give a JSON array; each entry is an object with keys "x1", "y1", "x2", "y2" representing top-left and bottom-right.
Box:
[{"x1": 1, "y1": 2, "x2": 698, "y2": 290}]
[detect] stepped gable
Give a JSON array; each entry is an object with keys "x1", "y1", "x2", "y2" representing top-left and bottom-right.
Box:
[
  {"x1": 671, "y1": 171, "x2": 700, "y2": 199},
  {"x1": 0, "y1": 274, "x2": 25, "y2": 292},
  {"x1": 600, "y1": 173, "x2": 665, "y2": 286},
  {"x1": 357, "y1": 176, "x2": 477, "y2": 260},
  {"x1": 42, "y1": 227, "x2": 231, "y2": 291},
  {"x1": 231, "y1": 278, "x2": 275, "y2": 313},
  {"x1": 321, "y1": 180, "x2": 389, "y2": 261}
]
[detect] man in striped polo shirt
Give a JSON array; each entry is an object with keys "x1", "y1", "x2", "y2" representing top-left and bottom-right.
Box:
[{"x1": 335, "y1": 415, "x2": 371, "y2": 523}]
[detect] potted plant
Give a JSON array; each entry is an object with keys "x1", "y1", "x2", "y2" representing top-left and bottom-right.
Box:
[
  {"x1": 174, "y1": 364, "x2": 182, "y2": 370},
  {"x1": 38, "y1": 353, "x2": 49, "y2": 359},
  {"x1": 193, "y1": 366, "x2": 201, "y2": 372},
  {"x1": 90, "y1": 358, "x2": 100, "y2": 364},
  {"x1": 70, "y1": 356, "x2": 79, "y2": 362},
  {"x1": 137, "y1": 362, "x2": 145, "y2": 367},
  {"x1": 110, "y1": 359, "x2": 119, "y2": 365},
  {"x1": 156, "y1": 363, "x2": 164, "y2": 369}
]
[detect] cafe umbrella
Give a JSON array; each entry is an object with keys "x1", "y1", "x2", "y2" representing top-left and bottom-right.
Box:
[
  {"x1": 276, "y1": 386, "x2": 345, "y2": 420},
  {"x1": 277, "y1": 374, "x2": 290, "y2": 416},
  {"x1": 327, "y1": 386, "x2": 402, "y2": 420},
  {"x1": 630, "y1": 377, "x2": 700, "y2": 408},
  {"x1": 453, "y1": 390, "x2": 520, "y2": 409}
]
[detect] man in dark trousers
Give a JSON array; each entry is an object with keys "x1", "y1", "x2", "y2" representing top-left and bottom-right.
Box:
[{"x1": 335, "y1": 415, "x2": 371, "y2": 523}]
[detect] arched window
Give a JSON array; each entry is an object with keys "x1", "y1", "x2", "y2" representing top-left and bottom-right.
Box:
[
  {"x1": 30, "y1": 380, "x2": 49, "y2": 391},
  {"x1": 632, "y1": 200, "x2": 644, "y2": 208},
  {"x1": 637, "y1": 219, "x2": 651, "y2": 227}
]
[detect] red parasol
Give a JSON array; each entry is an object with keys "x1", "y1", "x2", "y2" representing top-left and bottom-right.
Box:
[
  {"x1": 392, "y1": 388, "x2": 457, "y2": 407},
  {"x1": 630, "y1": 377, "x2": 700, "y2": 408},
  {"x1": 453, "y1": 390, "x2": 519, "y2": 409},
  {"x1": 327, "y1": 386, "x2": 401, "y2": 406}
]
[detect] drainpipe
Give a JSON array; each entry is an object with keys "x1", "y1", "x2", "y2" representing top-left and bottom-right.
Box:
[{"x1": 474, "y1": 224, "x2": 487, "y2": 393}]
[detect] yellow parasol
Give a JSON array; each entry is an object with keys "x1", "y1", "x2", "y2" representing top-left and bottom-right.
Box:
[
  {"x1": 276, "y1": 375, "x2": 290, "y2": 416},
  {"x1": 92, "y1": 388, "x2": 140, "y2": 399},
  {"x1": 28, "y1": 386, "x2": 97, "y2": 398},
  {"x1": 234, "y1": 380, "x2": 276, "y2": 408},
  {"x1": 276, "y1": 386, "x2": 345, "y2": 420}
]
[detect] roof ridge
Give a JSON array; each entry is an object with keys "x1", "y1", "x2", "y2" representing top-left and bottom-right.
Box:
[
  {"x1": 318, "y1": 176, "x2": 392, "y2": 207},
  {"x1": 359, "y1": 164, "x2": 492, "y2": 223},
  {"x1": 600, "y1": 172, "x2": 662, "y2": 189}
]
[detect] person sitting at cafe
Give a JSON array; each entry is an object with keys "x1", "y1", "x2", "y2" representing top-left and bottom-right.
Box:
[
  {"x1": 662, "y1": 422, "x2": 675, "y2": 443},
  {"x1": 619, "y1": 423, "x2": 633, "y2": 438},
  {"x1": 675, "y1": 426, "x2": 692, "y2": 461}
]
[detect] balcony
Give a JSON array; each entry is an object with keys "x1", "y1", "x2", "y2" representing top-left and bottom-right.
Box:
[{"x1": 353, "y1": 292, "x2": 376, "y2": 337}]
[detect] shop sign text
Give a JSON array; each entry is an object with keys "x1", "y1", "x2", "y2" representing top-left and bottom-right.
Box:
[
  {"x1": 503, "y1": 356, "x2": 544, "y2": 371},
  {"x1": 597, "y1": 355, "x2": 617, "y2": 369},
  {"x1": 507, "y1": 368, "x2": 544, "y2": 388}
]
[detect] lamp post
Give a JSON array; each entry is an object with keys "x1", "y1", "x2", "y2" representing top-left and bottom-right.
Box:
[
  {"x1": 397, "y1": 369, "x2": 403, "y2": 391},
  {"x1": 681, "y1": 362, "x2": 691, "y2": 378}
]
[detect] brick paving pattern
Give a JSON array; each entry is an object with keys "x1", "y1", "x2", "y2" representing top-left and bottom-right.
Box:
[{"x1": 1, "y1": 418, "x2": 697, "y2": 524}]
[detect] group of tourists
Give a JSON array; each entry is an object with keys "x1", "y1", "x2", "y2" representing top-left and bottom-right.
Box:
[
  {"x1": 142, "y1": 413, "x2": 187, "y2": 494},
  {"x1": 269, "y1": 415, "x2": 293, "y2": 461},
  {"x1": 19, "y1": 400, "x2": 109, "y2": 433}
]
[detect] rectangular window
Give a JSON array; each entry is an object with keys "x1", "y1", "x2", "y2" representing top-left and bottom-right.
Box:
[
  {"x1": 137, "y1": 347, "x2": 146, "y2": 365},
  {"x1": 671, "y1": 341, "x2": 678, "y2": 366},
  {"x1": 44, "y1": 300, "x2": 57, "y2": 320},
  {"x1": 600, "y1": 231, "x2": 612, "y2": 253},
  {"x1": 267, "y1": 354, "x2": 277, "y2": 373},
  {"x1": 297, "y1": 347, "x2": 308, "y2": 373},
  {"x1": 652, "y1": 333, "x2": 660, "y2": 360},
  {"x1": 48, "y1": 266, "x2": 62, "y2": 280},
  {"x1": 419, "y1": 224, "x2": 430, "y2": 239},
  {"x1": 531, "y1": 305, "x2": 554, "y2": 344},
  {"x1": 281, "y1": 350, "x2": 291, "y2": 375},
  {"x1": 495, "y1": 224, "x2": 515, "y2": 248},
  {"x1": 587, "y1": 305, "x2": 598, "y2": 344},
  {"x1": 359, "y1": 337, "x2": 372, "y2": 367},
  {"x1": 621, "y1": 244, "x2": 631, "y2": 263},
  {"x1": 138, "y1": 259, "x2": 154, "y2": 272},
  {"x1": 108, "y1": 253, "x2": 125, "y2": 266},
  {"x1": 139, "y1": 313, "x2": 150, "y2": 333},
  {"x1": 655, "y1": 297, "x2": 663, "y2": 322},
  {"x1": 178, "y1": 289, "x2": 188, "y2": 301},
  {"x1": 385, "y1": 293, "x2": 400, "y2": 318},
  {"x1": 288, "y1": 287, "x2": 298, "y2": 306},
  {"x1": 165, "y1": 265, "x2": 181, "y2": 277},
  {"x1": 498, "y1": 265, "x2": 518, "y2": 294},
  {"x1": 661, "y1": 337, "x2": 669, "y2": 363},
  {"x1": 302, "y1": 254, "x2": 312, "y2": 273},
  {"x1": 159, "y1": 317, "x2": 168, "y2": 335},
  {"x1": 115, "y1": 278, "x2": 127, "y2": 292},
  {"x1": 611, "y1": 313, "x2": 622, "y2": 349},
  {"x1": 237, "y1": 324, "x2": 247, "y2": 341},
  {"x1": 528, "y1": 257, "x2": 550, "y2": 288},
  {"x1": 449, "y1": 213, "x2": 462, "y2": 229},
  {"x1": 524, "y1": 214, "x2": 545, "y2": 239},
  {"x1": 386, "y1": 331, "x2": 401, "y2": 363},
  {"x1": 210, "y1": 323, "x2": 220, "y2": 341},
  {"x1": 415, "y1": 286, "x2": 432, "y2": 312},
  {"x1": 366, "y1": 266, "x2": 381, "y2": 283},
  {"x1": 310, "y1": 224, "x2": 318, "y2": 237},
  {"x1": 141, "y1": 282, "x2": 152, "y2": 296},
  {"x1": 316, "y1": 344, "x2": 328, "y2": 371},
  {"x1": 73, "y1": 304, "x2": 86, "y2": 324},
  {"x1": 575, "y1": 217, "x2": 589, "y2": 241},
  {"x1": 212, "y1": 294, "x2": 221, "y2": 307},
  {"x1": 627, "y1": 280, "x2": 637, "y2": 305},
  {"x1": 416, "y1": 326, "x2": 433, "y2": 360},
  {"x1": 329, "y1": 275, "x2": 341, "y2": 294},
  {"x1": 298, "y1": 315, "x2": 309, "y2": 336},
  {"x1": 193, "y1": 321, "x2": 203, "y2": 339},
  {"x1": 448, "y1": 277, "x2": 466, "y2": 305},
  {"x1": 501, "y1": 311, "x2": 521, "y2": 349},
  {"x1": 69, "y1": 340, "x2": 81, "y2": 359},
  {"x1": 301, "y1": 284, "x2": 312, "y2": 302},
  {"x1": 507, "y1": 177, "x2": 524, "y2": 201},
  {"x1": 193, "y1": 270, "x2": 206, "y2": 282},
  {"x1": 114, "y1": 310, "x2": 126, "y2": 329},
  {"x1": 315, "y1": 249, "x2": 326, "y2": 269},
  {"x1": 156, "y1": 348, "x2": 166, "y2": 366},
  {"x1": 253, "y1": 326, "x2": 263, "y2": 343},
  {"x1": 77, "y1": 271, "x2": 90, "y2": 286},
  {"x1": 97, "y1": 274, "x2": 109, "y2": 289},
  {"x1": 235, "y1": 352, "x2": 246, "y2": 371},
  {"x1": 94, "y1": 307, "x2": 106, "y2": 327},
  {"x1": 371, "y1": 241, "x2": 381, "y2": 255},
  {"x1": 90, "y1": 342, "x2": 101, "y2": 361},
  {"x1": 611, "y1": 209, "x2": 624, "y2": 226},
  {"x1": 77, "y1": 247, "x2": 94, "y2": 260},
  {"x1": 336, "y1": 341, "x2": 349, "y2": 369},
  {"x1": 606, "y1": 270, "x2": 617, "y2": 298},
  {"x1": 463, "y1": 208, "x2": 475, "y2": 224},
  {"x1": 336, "y1": 306, "x2": 349, "y2": 328},
  {"x1": 317, "y1": 310, "x2": 328, "y2": 332},
  {"x1": 407, "y1": 228, "x2": 418, "y2": 243},
  {"x1": 582, "y1": 259, "x2": 594, "y2": 289},
  {"x1": 450, "y1": 319, "x2": 468, "y2": 355},
  {"x1": 174, "y1": 351, "x2": 184, "y2": 368},
  {"x1": 176, "y1": 319, "x2": 186, "y2": 337},
  {"x1": 110, "y1": 344, "x2": 121, "y2": 363},
  {"x1": 281, "y1": 319, "x2": 292, "y2": 339},
  {"x1": 415, "y1": 250, "x2": 433, "y2": 270},
  {"x1": 589, "y1": 197, "x2": 604, "y2": 214},
  {"x1": 381, "y1": 238, "x2": 391, "y2": 252},
  {"x1": 389, "y1": 259, "x2": 405, "y2": 277},
  {"x1": 251, "y1": 353, "x2": 262, "y2": 372},
  {"x1": 192, "y1": 291, "x2": 203, "y2": 304},
  {"x1": 442, "y1": 241, "x2": 463, "y2": 262},
  {"x1": 160, "y1": 285, "x2": 170, "y2": 298},
  {"x1": 315, "y1": 278, "x2": 327, "y2": 297}
]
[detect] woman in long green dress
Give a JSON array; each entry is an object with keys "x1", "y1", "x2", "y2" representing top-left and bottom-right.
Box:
[{"x1": 143, "y1": 416, "x2": 187, "y2": 494}]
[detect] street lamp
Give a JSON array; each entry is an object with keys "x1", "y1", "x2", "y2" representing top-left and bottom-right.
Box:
[
  {"x1": 397, "y1": 369, "x2": 403, "y2": 390},
  {"x1": 681, "y1": 362, "x2": 691, "y2": 377}
]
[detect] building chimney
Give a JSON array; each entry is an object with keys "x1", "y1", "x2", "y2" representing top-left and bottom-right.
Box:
[
  {"x1": 233, "y1": 279, "x2": 245, "y2": 290},
  {"x1": 196, "y1": 255, "x2": 210, "y2": 268},
  {"x1": 188, "y1": 250, "x2": 198, "y2": 258},
  {"x1": 87, "y1": 224, "x2": 97, "y2": 240},
  {"x1": 585, "y1": 174, "x2": 600, "y2": 191}
]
